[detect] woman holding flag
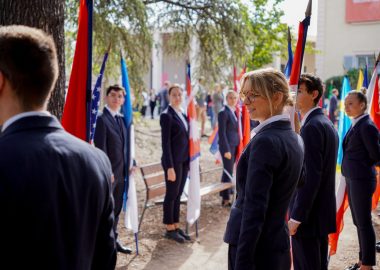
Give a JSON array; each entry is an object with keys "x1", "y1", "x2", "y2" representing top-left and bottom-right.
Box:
[
  {"x1": 160, "y1": 84, "x2": 191, "y2": 243},
  {"x1": 343, "y1": 91, "x2": 380, "y2": 270},
  {"x1": 224, "y1": 68, "x2": 304, "y2": 270}
]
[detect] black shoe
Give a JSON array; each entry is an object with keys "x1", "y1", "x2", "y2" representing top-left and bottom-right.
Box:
[
  {"x1": 116, "y1": 241, "x2": 132, "y2": 254},
  {"x1": 176, "y1": 228, "x2": 191, "y2": 241},
  {"x1": 165, "y1": 230, "x2": 185, "y2": 243},
  {"x1": 344, "y1": 263, "x2": 360, "y2": 270},
  {"x1": 376, "y1": 241, "x2": 380, "y2": 252}
]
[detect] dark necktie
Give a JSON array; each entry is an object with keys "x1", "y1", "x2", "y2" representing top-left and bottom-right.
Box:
[{"x1": 115, "y1": 115, "x2": 125, "y2": 139}]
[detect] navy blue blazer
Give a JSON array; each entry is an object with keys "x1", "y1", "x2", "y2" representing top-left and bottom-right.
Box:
[
  {"x1": 218, "y1": 106, "x2": 239, "y2": 155},
  {"x1": 94, "y1": 108, "x2": 127, "y2": 183},
  {"x1": 0, "y1": 116, "x2": 116, "y2": 269},
  {"x1": 160, "y1": 106, "x2": 189, "y2": 169},
  {"x1": 342, "y1": 114, "x2": 380, "y2": 180},
  {"x1": 224, "y1": 120, "x2": 304, "y2": 269},
  {"x1": 289, "y1": 108, "x2": 338, "y2": 237}
]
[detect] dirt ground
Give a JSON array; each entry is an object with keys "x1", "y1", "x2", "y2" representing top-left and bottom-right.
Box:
[{"x1": 115, "y1": 118, "x2": 380, "y2": 269}]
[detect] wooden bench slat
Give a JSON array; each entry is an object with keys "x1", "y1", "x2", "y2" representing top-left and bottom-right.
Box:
[
  {"x1": 147, "y1": 184, "x2": 166, "y2": 200},
  {"x1": 200, "y1": 182, "x2": 233, "y2": 196},
  {"x1": 144, "y1": 172, "x2": 165, "y2": 186},
  {"x1": 140, "y1": 162, "x2": 163, "y2": 176}
]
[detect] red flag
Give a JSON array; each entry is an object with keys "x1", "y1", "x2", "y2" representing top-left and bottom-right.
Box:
[
  {"x1": 289, "y1": 1, "x2": 311, "y2": 94},
  {"x1": 61, "y1": 0, "x2": 93, "y2": 141},
  {"x1": 233, "y1": 66, "x2": 249, "y2": 161}
]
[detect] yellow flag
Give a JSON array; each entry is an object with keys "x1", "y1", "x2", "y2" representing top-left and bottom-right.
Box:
[{"x1": 356, "y1": 69, "x2": 364, "y2": 91}]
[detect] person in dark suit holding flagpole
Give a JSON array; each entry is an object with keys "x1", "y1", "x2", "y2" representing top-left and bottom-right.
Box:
[
  {"x1": 0, "y1": 25, "x2": 116, "y2": 269},
  {"x1": 289, "y1": 74, "x2": 339, "y2": 270},
  {"x1": 342, "y1": 91, "x2": 380, "y2": 270},
  {"x1": 218, "y1": 90, "x2": 239, "y2": 206},
  {"x1": 160, "y1": 84, "x2": 191, "y2": 243},
  {"x1": 224, "y1": 68, "x2": 304, "y2": 270},
  {"x1": 94, "y1": 84, "x2": 132, "y2": 254}
]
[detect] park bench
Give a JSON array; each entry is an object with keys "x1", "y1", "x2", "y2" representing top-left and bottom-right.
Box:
[{"x1": 138, "y1": 162, "x2": 234, "y2": 237}]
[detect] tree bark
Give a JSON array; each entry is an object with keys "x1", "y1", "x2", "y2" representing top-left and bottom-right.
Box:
[{"x1": 0, "y1": 0, "x2": 65, "y2": 119}]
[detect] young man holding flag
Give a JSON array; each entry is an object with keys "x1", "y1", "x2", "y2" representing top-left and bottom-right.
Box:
[
  {"x1": 94, "y1": 85, "x2": 132, "y2": 254},
  {"x1": 289, "y1": 74, "x2": 339, "y2": 270}
]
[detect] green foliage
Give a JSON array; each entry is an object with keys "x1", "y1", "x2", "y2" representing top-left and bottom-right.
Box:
[
  {"x1": 65, "y1": 0, "x2": 287, "y2": 91},
  {"x1": 244, "y1": 0, "x2": 287, "y2": 69}
]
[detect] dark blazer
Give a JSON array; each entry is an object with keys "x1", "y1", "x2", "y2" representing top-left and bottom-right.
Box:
[
  {"x1": 94, "y1": 107, "x2": 127, "y2": 183},
  {"x1": 160, "y1": 105, "x2": 189, "y2": 169},
  {"x1": 342, "y1": 114, "x2": 380, "y2": 179},
  {"x1": 289, "y1": 108, "x2": 339, "y2": 237},
  {"x1": 224, "y1": 120, "x2": 304, "y2": 269},
  {"x1": 218, "y1": 106, "x2": 240, "y2": 155},
  {"x1": 0, "y1": 115, "x2": 116, "y2": 270}
]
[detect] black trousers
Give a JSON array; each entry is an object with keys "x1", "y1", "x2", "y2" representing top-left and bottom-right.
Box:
[
  {"x1": 220, "y1": 146, "x2": 236, "y2": 200},
  {"x1": 346, "y1": 178, "x2": 376, "y2": 265},
  {"x1": 229, "y1": 244, "x2": 290, "y2": 270},
  {"x1": 149, "y1": 101, "x2": 156, "y2": 119},
  {"x1": 292, "y1": 235, "x2": 328, "y2": 270},
  {"x1": 163, "y1": 162, "x2": 189, "y2": 224},
  {"x1": 112, "y1": 179, "x2": 125, "y2": 240}
]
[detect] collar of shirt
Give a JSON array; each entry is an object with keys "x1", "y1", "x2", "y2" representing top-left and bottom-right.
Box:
[
  {"x1": 226, "y1": 105, "x2": 236, "y2": 114},
  {"x1": 170, "y1": 105, "x2": 188, "y2": 131},
  {"x1": 301, "y1": 106, "x2": 320, "y2": 127},
  {"x1": 351, "y1": 113, "x2": 367, "y2": 127},
  {"x1": 251, "y1": 114, "x2": 290, "y2": 138},
  {"x1": 105, "y1": 105, "x2": 122, "y2": 118},
  {"x1": 1, "y1": 111, "x2": 51, "y2": 132}
]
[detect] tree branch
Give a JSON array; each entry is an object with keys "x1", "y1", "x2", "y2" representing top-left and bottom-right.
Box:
[{"x1": 143, "y1": 0, "x2": 212, "y2": 10}]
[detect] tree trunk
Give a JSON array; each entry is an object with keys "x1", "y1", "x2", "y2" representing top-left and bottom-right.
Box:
[{"x1": 0, "y1": 0, "x2": 65, "y2": 119}]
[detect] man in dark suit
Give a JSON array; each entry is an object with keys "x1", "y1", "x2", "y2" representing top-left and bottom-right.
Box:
[
  {"x1": 0, "y1": 25, "x2": 116, "y2": 269},
  {"x1": 218, "y1": 90, "x2": 239, "y2": 206},
  {"x1": 289, "y1": 74, "x2": 339, "y2": 270},
  {"x1": 94, "y1": 84, "x2": 132, "y2": 254}
]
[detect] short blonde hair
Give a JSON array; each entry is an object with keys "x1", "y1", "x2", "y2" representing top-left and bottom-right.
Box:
[{"x1": 240, "y1": 68, "x2": 292, "y2": 115}]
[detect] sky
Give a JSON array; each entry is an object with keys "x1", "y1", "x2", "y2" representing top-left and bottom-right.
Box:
[{"x1": 278, "y1": 0, "x2": 318, "y2": 36}]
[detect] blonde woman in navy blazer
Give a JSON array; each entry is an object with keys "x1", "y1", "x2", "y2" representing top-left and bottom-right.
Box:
[
  {"x1": 160, "y1": 84, "x2": 191, "y2": 243},
  {"x1": 224, "y1": 68, "x2": 304, "y2": 270},
  {"x1": 343, "y1": 91, "x2": 380, "y2": 270}
]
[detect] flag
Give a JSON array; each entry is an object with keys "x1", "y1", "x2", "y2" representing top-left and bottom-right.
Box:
[
  {"x1": 328, "y1": 76, "x2": 352, "y2": 256},
  {"x1": 186, "y1": 63, "x2": 201, "y2": 225},
  {"x1": 356, "y1": 69, "x2": 364, "y2": 91},
  {"x1": 368, "y1": 62, "x2": 380, "y2": 129},
  {"x1": 61, "y1": 0, "x2": 93, "y2": 141},
  {"x1": 233, "y1": 66, "x2": 249, "y2": 162},
  {"x1": 208, "y1": 126, "x2": 222, "y2": 164},
  {"x1": 363, "y1": 65, "x2": 369, "y2": 88},
  {"x1": 89, "y1": 48, "x2": 110, "y2": 143},
  {"x1": 289, "y1": 0, "x2": 311, "y2": 94},
  {"x1": 284, "y1": 26, "x2": 293, "y2": 79},
  {"x1": 121, "y1": 55, "x2": 139, "y2": 253},
  {"x1": 336, "y1": 77, "x2": 352, "y2": 166},
  {"x1": 327, "y1": 81, "x2": 333, "y2": 99}
]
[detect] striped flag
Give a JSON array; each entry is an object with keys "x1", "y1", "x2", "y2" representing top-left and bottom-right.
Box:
[
  {"x1": 289, "y1": 0, "x2": 311, "y2": 95},
  {"x1": 89, "y1": 48, "x2": 110, "y2": 143},
  {"x1": 208, "y1": 126, "x2": 222, "y2": 164},
  {"x1": 328, "y1": 76, "x2": 352, "y2": 256},
  {"x1": 284, "y1": 26, "x2": 293, "y2": 79},
  {"x1": 120, "y1": 55, "x2": 139, "y2": 252},
  {"x1": 61, "y1": 0, "x2": 93, "y2": 141},
  {"x1": 186, "y1": 63, "x2": 201, "y2": 225}
]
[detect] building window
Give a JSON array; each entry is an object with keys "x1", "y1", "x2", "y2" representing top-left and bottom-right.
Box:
[{"x1": 344, "y1": 54, "x2": 376, "y2": 70}]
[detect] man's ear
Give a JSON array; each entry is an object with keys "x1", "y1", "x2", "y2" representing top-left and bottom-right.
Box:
[{"x1": 312, "y1": 89, "x2": 319, "y2": 100}]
